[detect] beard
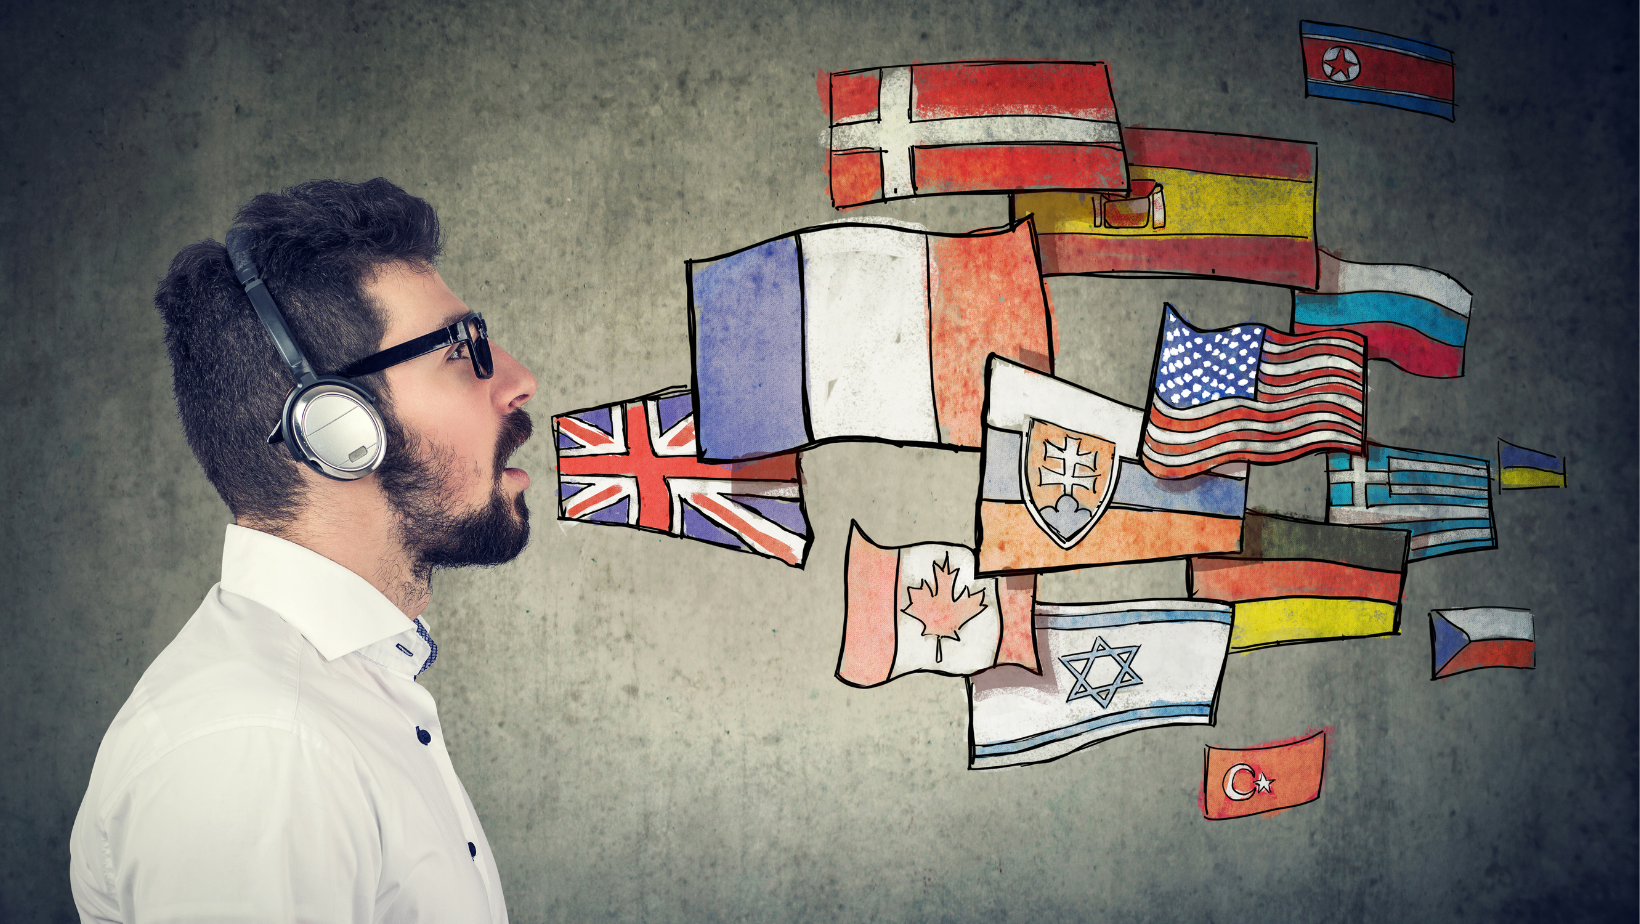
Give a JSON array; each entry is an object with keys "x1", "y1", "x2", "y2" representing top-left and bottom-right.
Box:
[{"x1": 374, "y1": 406, "x2": 534, "y2": 580}]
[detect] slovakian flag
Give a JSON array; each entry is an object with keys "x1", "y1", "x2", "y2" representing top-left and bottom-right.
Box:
[
  {"x1": 1017, "y1": 128, "x2": 1319, "y2": 288},
  {"x1": 1327, "y1": 442, "x2": 1496, "y2": 562},
  {"x1": 1189, "y1": 512, "x2": 1408, "y2": 652},
  {"x1": 1293, "y1": 249, "x2": 1472, "y2": 378},
  {"x1": 1202, "y1": 730, "x2": 1327, "y2": 820},
  {"x1": 825, "y1": 60, "x2": 1126, "y2": 208},
  {"x1": 554, "y1": 388, "x2": 812, "y2": 567},
  {"x1": 837, "y1": 522, "x2": 1037, "y2": 688},
  {"x1": 1498, "y1": 439, "x2": 1566, "y2": 490},
  {"x1": 1142, "y1": 305, "x2": 1366, "y2": 479},
  {"x1": 688, "y1": 217, "x2": 1054, "y2": 462},
  {"x1": 967, "y1": 599, "x2": 1233, "y2": 769},
  {"x1": 1431, "y1": 607, "x2": 1536, "y2": 679},
  {"x1": 1301, "y1": 21, "x2": 1455, "y2": 120},
  {"x1": 976, "y1": 355, "x2": 1246, "y2": 575}
]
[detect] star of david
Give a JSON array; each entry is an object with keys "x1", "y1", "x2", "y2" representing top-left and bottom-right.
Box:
[{"x1": 1058, "y1": 635, "x2": 1143, "y2": 708}]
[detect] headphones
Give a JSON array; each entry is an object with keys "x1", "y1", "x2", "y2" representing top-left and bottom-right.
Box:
[{"x1": 225, "y1": 228, "x2": 387, "y2": 481}]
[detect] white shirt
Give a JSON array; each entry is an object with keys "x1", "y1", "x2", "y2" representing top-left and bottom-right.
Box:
[{"x1": 69, "y1": 525, "x2": 509, "y2": 924}]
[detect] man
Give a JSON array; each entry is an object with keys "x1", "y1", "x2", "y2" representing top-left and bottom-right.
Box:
[{"x1": 69, "y1": 178, "x2": 535, "y2": 922}]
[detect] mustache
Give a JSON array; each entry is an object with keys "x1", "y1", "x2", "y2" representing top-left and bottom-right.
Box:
[{"x1": 494, "y1": 408, "x2": 533, "y2": 472}]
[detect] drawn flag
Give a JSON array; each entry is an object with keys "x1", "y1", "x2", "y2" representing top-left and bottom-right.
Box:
[
  {"x1": 1293, "y1": 249, "x2": 1472, "y2": 378},
  {"x1": 554, "y1": 388, "x2": 811, "y2": 566},
  {"x1": 838, "y1": 522, "x2": 1037, "y2": 687},
  {"x1": 1017, "y1": 128, "x2": 1319, "y2": 287},
  {"x1": 1431, "y1": 607, "x2": 1536, "y2": 679},
  {"x1": 1301, "y1": 21, "x2": 1455, "y2": 120},
  {"x1": 977, "y1": 356, "x2": 1246, "y2": 574},
  {"x1": 1498, "y1": 439, "x2": 1566, "y2": 490},
  {"x1": 826, "y1": 60, "x2": 1126, "y2": 208},
  {"x1": 689, "y1": 217, "x2": 1054, "y2": 462},
  {"x1": 1202, "y1": 730, "x2": 1327, "y2": 820},
  {"x1": 1189, "y1": 512, "x2": 1408, "y2": 652},
  {"x1": 1142, "y1": 304, "x2": 1366, "y2": 479},
  {"x1": 1326, "y1": 442, "x2": 1496, "y2": 562},
  {"x1": 967, "y1": 600, "x2": 1233, "y2": 769}
]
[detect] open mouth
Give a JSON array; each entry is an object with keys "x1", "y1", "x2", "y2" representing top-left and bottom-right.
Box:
[{"x1": 495, "y1": 409, "x2": 534, "y2": 482}]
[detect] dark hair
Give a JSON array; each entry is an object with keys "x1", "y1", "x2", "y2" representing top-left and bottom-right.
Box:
[{"x1": 155, "y1": 178, "x2": 442, "y2": 526}]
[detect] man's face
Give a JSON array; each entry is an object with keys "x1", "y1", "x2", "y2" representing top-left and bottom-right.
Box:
[{"x1": 366, "y1": 264, "x2": 538, "y2": 573}]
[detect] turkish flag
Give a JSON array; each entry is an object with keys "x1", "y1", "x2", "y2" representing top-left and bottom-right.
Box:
[{"x1": 1202, "y1": 730, "x2": 1327, "y2": 820}]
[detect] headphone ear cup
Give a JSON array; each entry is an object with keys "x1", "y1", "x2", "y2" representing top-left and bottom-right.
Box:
[{"x1": 281, "y1": 378, "x2": 387, "y2": 480}]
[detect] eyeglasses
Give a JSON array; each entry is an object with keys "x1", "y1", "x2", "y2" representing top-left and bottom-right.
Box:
[{"x1": 340, "y1": 312, "x2": 494, "y2": 380}]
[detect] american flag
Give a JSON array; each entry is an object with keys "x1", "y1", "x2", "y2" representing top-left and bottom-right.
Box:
[
  {"x1": 554, "y1": 388, "x2": 811, "y2": 567},
  {"x1": 1142, "y1": 304, "x2": 1366, "y2": 479},
  {"x1": 1326, "y1": 443, "x2": 1496, "y2": 561}
]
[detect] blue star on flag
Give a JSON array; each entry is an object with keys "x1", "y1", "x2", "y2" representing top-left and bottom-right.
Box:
[{"x1": 1059, "y1": 635, "x2": 1143, "y2": 708}]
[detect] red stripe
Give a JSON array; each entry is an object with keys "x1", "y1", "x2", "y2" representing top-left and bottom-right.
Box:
[
  {"x1": 1144, "y1": 420, "x2": 1362, "y2": 455},
  {"x1": 1149, "y1": 404, "x2": 1363, "y2": 433},
  {"x1": 564, "y1": 483, "x2": 624, "y2": 519},
  {"x1": 913, "y1": 144, "x2": 1126, "y2": 194},
  {"x1": 1189, "y1": 558, "x2": 1402, "y2": 603},
  {"x1": 553, "y1": 415, "x2": 616, "y2": 448},
  {"x1": 1302, "y1": 38, "x2": 1454, "y2": 101},
  {"x1": 1037, "y1": 233, "x2": 1318, "y2": 288},
  {"x1": 912, "y1": 61, "x2": 1116, "y2": 121},
  {"x1": 1258, "y1": 368, "x2": 1363, "y2": 390},
  {"x1": 663, "y1": 419, "x2": 696, "y2": 450},
  {"x1": 1257, "y1": 383, "x2": 1364, "y2": 404},
  {"x1": 1142, "y1": 437, "x2": 1363, "y2": 479},
  {"x1": 830, "y1": 70, "x2": 880, "y2": 123},
  {"x1": 1294, "y1": 321, "x2": 1464, "y2": 378},
  {"x1": 687, "y1": 493, "x2": 799, "y2": 565},
  {"x1": 1123, "y1": 128, "x2": 1315, "y2": 181},
  {"x1": 1261, "y1": 343, "x2": 1366, "y2": 367},
  {"x1": 1436, "y1": 639, "x2": 1535, "y2": 677},
  {"x1": 1263, "y1": 325, "x2": 1365, "y2": 350}
]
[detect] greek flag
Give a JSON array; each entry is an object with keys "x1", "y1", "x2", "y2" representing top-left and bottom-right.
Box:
[{"x1": 1325, "y1": 443, "x2": 1495, "y2": 561}]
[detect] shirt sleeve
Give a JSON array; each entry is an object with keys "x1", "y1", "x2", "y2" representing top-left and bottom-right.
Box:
[{"x1": 94, "y1": 723, "x2": 382, "y2": 924}]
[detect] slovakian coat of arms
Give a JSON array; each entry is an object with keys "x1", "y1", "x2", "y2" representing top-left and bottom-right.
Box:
[{"x1": 1021, "y1": 418, "x2": 1118, "y2": 549}]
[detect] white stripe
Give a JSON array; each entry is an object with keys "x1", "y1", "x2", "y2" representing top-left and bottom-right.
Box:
[
  {"x1": 831, "y1": 66, "x2": 1121, "y2": 199},
  {"x1": 1262, "y1": 335, "x2": 1364, "y2": 355},
  {"x1": 1389, "y1": 482, "x2": 1488, "y2": 498},
  {"x1": 1388, "y1": 457, "x2": 1488, "y2": 477},
  {"x1": 670, "y1": 478, "x2": 807, "y2": 558},
  {"x1": 1259, "y1": 354, "x2": 1364, "y2": 376},
  {"x1": 1321, "y1": 251, "x2": 1473, "y2": 317},
  {"x1": 1435, "y1": 607, "x2": 1534, "y2": 642},
  {"x1": 1152, "y1": 391, "x2": 1363, "y2": 420},
  {"x1": 559, "y1": 476, "x2": 638, "y2": 524},
  {"x1": 983, "y1": 357, "x2": 1143, "y2": 457},
  {"x1": 1143, "y1": 411, "x2": 1363, "y2": 445},
  {"x1": 1410, "y1": 528, "x2": 1495, "y2": 550},
  {"x1": 1327, "y1": 505, "x2": 1489, "y2": 525},
  {"x1": 1035, "y1": 599, "x2": 1231, "y2": 618},
  {"x1": 1259, "y1": 375, "x2": 1362, "y2": 396},
  {"x1": 1301, "y1": 33, "x2": 1454, "y2": 64},
  {"x1": 1142, "y1": 428, "x2": 1358, "y2": 467},
  {"x1": 800, "y1": 226, "x2": 939, "y2": 444}
]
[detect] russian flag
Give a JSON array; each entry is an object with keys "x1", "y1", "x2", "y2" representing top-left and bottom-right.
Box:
[
  {"x1": 1293, "y1": 249, "x2": 1471, "y2": 378},
  {"x1": 1431, "y1": 607, "x2": 1536, "y2": 679},
  {"x1": 1301, "y1": 21, "x2": 1455, "y2": 120}
]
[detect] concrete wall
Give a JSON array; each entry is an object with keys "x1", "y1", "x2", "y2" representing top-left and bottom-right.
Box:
[{"x1": 3, "y1": 1, "x2": 1634, "y2": 920}]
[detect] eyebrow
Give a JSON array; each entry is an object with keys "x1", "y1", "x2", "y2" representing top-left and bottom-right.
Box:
[{"x1": 438, "y1": 311, "x2": 472, "y2": 329}]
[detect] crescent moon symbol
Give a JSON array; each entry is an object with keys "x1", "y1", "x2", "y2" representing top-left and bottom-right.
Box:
[{"x1": 1223, "y1": 763, "x2": 1255, "y2": 801}]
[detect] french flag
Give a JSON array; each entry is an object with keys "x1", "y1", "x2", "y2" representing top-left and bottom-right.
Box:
[
  {"x1": 1292, "y1": 249, "x2": 1471, "y2": 379},
  {"x1": 1301, "y1": 21, "x2": 1455, "y2": 120}
]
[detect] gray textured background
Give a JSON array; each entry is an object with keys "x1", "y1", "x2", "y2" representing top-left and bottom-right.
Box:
[{"x1": 3, "y1": 1, "x2": 1635, "y2": 921}]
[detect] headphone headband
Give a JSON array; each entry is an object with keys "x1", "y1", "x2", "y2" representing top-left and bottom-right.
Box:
[{"x1": 225, "y1": 228, "x2": 317, "y2": 387}]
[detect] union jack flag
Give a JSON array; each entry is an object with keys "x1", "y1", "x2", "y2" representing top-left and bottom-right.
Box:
[{"x1": 553, "y1": 387, "x2": 812, "y2": 566}]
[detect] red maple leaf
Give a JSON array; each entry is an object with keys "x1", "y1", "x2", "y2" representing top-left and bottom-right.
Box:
[{"x1": 902, "y1": 555, "x2": 988, "y2": 663}]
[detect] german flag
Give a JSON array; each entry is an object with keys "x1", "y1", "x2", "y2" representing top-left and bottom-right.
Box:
[{"x1": 1189, "y1": 511, "x2": 1407, "y2": 652}]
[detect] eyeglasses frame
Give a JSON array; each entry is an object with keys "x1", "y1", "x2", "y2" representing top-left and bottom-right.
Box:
[{"x1": 339, "y1": 311, "x2": 494, "y2": 380}]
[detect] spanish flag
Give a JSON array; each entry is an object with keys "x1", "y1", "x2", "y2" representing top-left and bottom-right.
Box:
[{"x1": 1016, "y1": 127, "x2": 1318, "y2": 288}]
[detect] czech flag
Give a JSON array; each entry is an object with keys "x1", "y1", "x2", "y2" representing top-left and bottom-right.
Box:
[{"x1": 1431, "y1": 607, "x2": 1536, "y2": 679}]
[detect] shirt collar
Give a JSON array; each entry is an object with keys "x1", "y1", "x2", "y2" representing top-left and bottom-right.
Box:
[
  {"x1": 219, "y1": 524, "x2": 420, "y2": 661},
  {"x1": 356, "y1": 616, "x2": 440, "y2": 679}
]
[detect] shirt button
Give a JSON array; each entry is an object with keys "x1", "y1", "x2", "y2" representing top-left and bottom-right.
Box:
[
  {"x1": 416, "y1": 727, "x2": 431, "y2": 745},
  {"x1": 468, "y1": 842, "x2": 477, "y2": 859}
]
